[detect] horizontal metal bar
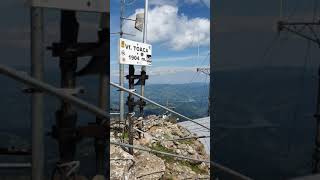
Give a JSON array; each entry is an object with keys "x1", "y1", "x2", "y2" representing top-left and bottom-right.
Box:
[
  {"x1": 279, "y1": 21, "x2": 320, "y2": 25},
  {"x1": 0, "y1": 148, "x2": 31, "y2": 156},
  {"x1": 111, "y1": 141, "x2": 252, "y2": 180},
  {"x1": 110, "y1": 112, "x2": 120, "y2": 115},
  {"x1": 0, "y1": 65, "x2": 109, "y2": 123},
  {"x1": 281, "y1": 26, "x2": 320, "y2": 45},
  {"x1": 165, "y1": 135, "x2": 210, "y2": 141},
  {"x1": 110, "y1": 82, "x2": 209, "y2": 130},
  {"x1": 133, "y1": 127, "x2": 208, "y2": 142},
  {"x1": 121, "y1": 17, "x2": 136, "y2": 21},
  {"x1": 0, "y1": 163, "x2": 31, "y2": 168},
  {"x1": 113, "y1": 140, "x2": 209, "y2": 162}
]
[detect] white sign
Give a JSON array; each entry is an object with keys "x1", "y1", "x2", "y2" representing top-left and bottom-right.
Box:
[
  {"x1": 119, "y1": 38, "x2": 152, "y2": 66},
  {"x1": 30, "y1": 0, "x2": 109, "y2": 13}
]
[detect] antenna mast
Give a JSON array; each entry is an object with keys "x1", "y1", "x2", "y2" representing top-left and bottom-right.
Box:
[
  {"x1": 278, "y1": 19, "x2": 320, "y2": 173},
  {"x1": 119, "y1": 0, "x2": 125, "y2": 125},
  {"x1": 196, "y1": 67, "x2": 210, "y2": 116},
  {"x1": 139, "y1": 0, "x2": 149, "y2": 116},
  {"x1": 30, "y1": 6, "x2": 44, "y2": 180}
]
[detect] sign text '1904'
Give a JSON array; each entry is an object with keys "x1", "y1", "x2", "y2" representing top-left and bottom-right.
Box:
[{"x1": 119, "y1": 38, "x2": 152, "y2": 66}]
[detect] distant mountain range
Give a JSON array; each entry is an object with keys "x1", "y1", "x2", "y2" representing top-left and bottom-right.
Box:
[{"x1": 110, "y1": 82, "x2": 209, "y2": 119}]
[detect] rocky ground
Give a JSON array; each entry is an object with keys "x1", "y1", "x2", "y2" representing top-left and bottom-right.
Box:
[{"x1": 110, "y1": 115, "x2": 210, "y2": 180}]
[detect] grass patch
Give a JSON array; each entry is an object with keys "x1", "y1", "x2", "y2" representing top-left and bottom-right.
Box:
[
  {"x1": 178, "y1": 161, "x2": 207, "y2": 174},
  {"x1": 171, "y1": 131, "x2": 179, "y2": 137},
  {"x1": 122, "y1": 131, "x2": 129, "y2": 140},
  {"x1": 152, "y1": 142, "x2": 174, "y2": 153},
  {"x1": 162, "y1": 173, "x2": 175, "y2": 180},
  {"x1": 150, "y1": 142, "x2": 207, "y2": 175},
  {"x1": 163, "y1": 133, "x2": 171, "y2": 140},
  {"x1": 151, "y1": 142, "x2": 175, "y2": 162},
  {"x1": 167, "y1": 117, "x2": 177, "y2": 124},
  {"x1": 179, "y1": 139, "x2": 194, "y2": 145}
]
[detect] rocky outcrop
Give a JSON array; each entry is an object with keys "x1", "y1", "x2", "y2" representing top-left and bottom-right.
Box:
[
  {"x1": 129, "y1": 152, "x2": 166, "y2": 179},
  {"x1": 110, "y1": 144, "x2": 135, "y2": 179},
  {"x1": 110, "y1": 115, "x2": 210, "y2": 179}
]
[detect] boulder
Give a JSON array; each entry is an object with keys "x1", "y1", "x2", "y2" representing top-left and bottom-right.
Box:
[
  {"x1": 130, "y1": 152, "x2": 165, "y2": 180},
  {"x1": 110, "y1": 145, "x2": 135, "y2": 180}
]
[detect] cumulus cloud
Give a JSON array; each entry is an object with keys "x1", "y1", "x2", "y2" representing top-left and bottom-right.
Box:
[
  {"x1": 149, "y1": 0, "x2": 209, "y2": 7},
  {"x1": 149, "y1": 0, "x2": 178, "y2": 6},
  {"x1": 184, "y1": 0, "x2": 210, "y2": 7},
  {"x1": 123, "y1": 5, "x2": 210, "y2": 51}
]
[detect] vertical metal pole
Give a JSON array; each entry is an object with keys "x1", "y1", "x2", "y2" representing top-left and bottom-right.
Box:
[
  {"x1": 120, "y1": 0, "x2": 134, "y2": 155},
  {"x1": 119, "y1": 0, "x2": 125, "y2": 122},
  {"x1": 95, "y1": 13, "x2": 109, "y2": 176},
  {"x1": 128, "y1": 65, "x2": 135, "y2": 155},
  {"x1": 209, "y1": 1, "x2": 213, "y2": 175},
  {"x1": 279, "y1": 0, "x2": 282, "y2": 19},
  {"x1": 143, "y1": 0, "x2": 148, "y2": 45},
  {"x1": 31, "y1": 7, "x2": 44, "y2": 180},
  {"x1": 140, "y1": 0, "x2": 148, "y2": 116},
  {"x1": 313, "y1": 66, "x2": 320, "y2": 173},
  {"x1": 56, "y1": 10, "x2": 79, "y2": 165}
]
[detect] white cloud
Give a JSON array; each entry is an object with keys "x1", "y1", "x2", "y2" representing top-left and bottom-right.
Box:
[
  {"x1": 184, "y1": 0, "x2": 210, "y2": 7},
  {"x1": 149, "y1": 0, "x2": 209, "y2": 7},
  {"x1": 123, "y1": 5, "x2": 210, "y2": 51},
  {"x1": 149, "y1": 0, "x2": 178, "y2": 6},
  {"x1": 202, "y1": 0, "x2": 210, "y2": 7}
]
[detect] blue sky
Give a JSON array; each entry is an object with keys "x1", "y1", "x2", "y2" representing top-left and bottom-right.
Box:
[{"x1": 110, "y1": 0, "x2": 210, "y2": 84}]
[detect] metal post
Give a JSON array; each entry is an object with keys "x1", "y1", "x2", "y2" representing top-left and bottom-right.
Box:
[
  {"x1": 140, "y1": 0, "x2": 148, "y2": 116},
  {"x1": 314, "y1": 66, "x2": 320, "y2": 173},
  {"x1": 119, "y1": 65, "x2": 124, "y2": 121},
  {"x1": 56, "y1": 10, "x2": 79, "y2": 166},
  {"x1": 128, "y1": 65, "x2": 135, "y2": 155},
  {"x1": 119, "y1": 0, "x2": 125, "y2": 122},
  {"x1": 143, "y1": 0, "x2": 148, "y2": 44},
  {"x1": 279, "y1": 0, "x2": 283, "y2": 19},
  {"x1": 31, "y1": 7, "x2": 44, "y2": 180},
  {"x1": 95, "y1": 13, "x2": 109, "y2": 176}
]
